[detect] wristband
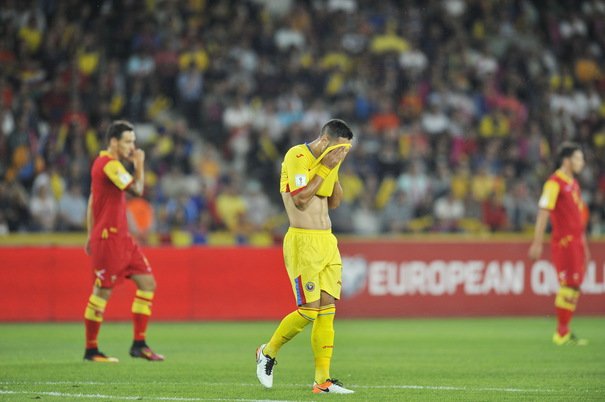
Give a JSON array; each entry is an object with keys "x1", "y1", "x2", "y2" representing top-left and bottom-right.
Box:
[{"x1": 316, "y1": 165, "x2": 331, "y2": 179}]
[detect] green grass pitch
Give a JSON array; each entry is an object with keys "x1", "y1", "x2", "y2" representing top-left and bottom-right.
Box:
[{"x1": 0, "y1": 318, "x2": 603, "y2": 401}]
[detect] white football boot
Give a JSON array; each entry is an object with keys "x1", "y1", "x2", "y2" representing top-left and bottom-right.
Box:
[{"x1": 255, "y1": 344, "x2": 277, "y2": 388}]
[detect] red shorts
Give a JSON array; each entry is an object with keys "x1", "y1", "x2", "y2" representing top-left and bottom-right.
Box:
[
  {"x1": 89, "y1": 235, "x2": 152, "y2": 288},
  {"x1": 551, "y1": 236, "x2": 585, "y2": 287}
]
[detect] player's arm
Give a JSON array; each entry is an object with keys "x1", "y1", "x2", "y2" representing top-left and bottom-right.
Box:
[
  {"x1": 327, "y1": 181, "x2": 343, "y2": 209},
  {"x1": 127, "y1": 149, "x2": 145, "y2": 197},
  {"x1": 103, "y1": 150, "x2": 145, "y2": 196},
  {"x1": 529, "y1": 180, "x2": 559, "y2": 260},
  {"x1": 85, "y1": 194, "x2": 93, "y2": 255},
  {"x1": 291, "y1": 147, "x2": 348, "y2": 211}
]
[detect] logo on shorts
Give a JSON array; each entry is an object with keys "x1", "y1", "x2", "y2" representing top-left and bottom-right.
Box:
[{"x1": 305, "y1": 281, "x2": 315, "y2": 291}]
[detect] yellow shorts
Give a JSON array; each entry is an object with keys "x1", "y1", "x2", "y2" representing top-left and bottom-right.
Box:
[{"x1": 283, "y1": 227, "x2": 342, "y2": 306}]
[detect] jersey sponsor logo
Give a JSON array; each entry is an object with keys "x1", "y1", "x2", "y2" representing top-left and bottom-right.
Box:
[
  {"x1": 295, "y1": 174, "x2": 307, "y2": 187},
  {"x1": 296, "y1": 154, "x2": 304, "y2": 158}
]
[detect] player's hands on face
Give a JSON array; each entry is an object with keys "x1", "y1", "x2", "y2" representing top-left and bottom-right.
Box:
[
  {"x1": 528, "y1": 242, "x2": 542, "y2": 260},
  {"x1": 321, "y1": 146, "x2": 349, "y2": 169},
  {"x1": 132, "y1": 149, "x2": 145, "y2": 166}
]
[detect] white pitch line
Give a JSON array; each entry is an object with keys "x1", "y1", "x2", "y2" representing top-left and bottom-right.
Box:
[
  {"x1": 0, "y1": 381, "x2": 556, "y2": 394},
  {"x1": 355, "y1": 384, "x2": 555, "y2": 393},
  {"x1": 0, "y1": 390, "x2": 300, "y2": 402}
]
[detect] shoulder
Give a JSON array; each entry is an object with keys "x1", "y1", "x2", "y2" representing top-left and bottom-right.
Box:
[
  {"x1": 283, "y1": 144, "x2": 308, "y2": 162},
  {"x1": 284, "y1": 144, "x2": 306, "y2": 156},
  {"x1": 91, "y1": 155, "x2": 109, "y2": 172},
  {"x1": 543, "y1": 178, "x2": 560, "y2": 191}
]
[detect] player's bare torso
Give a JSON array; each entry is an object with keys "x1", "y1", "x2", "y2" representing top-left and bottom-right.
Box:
[{"x1": 281, "y1": 193, "x2": 331, "y2": 230}]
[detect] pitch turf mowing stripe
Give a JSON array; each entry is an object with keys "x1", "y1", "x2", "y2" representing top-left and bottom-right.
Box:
[
  {"x1": 0, "y1": 381, "x2": 556, "y2": 393},
  {"x1": 0, "y1": 390, "x2": 300, "y2": 402}
]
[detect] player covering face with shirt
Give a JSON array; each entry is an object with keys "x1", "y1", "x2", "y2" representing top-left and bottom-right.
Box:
[{"x1": 256, "y1": 119, "x2": 355, "y2": 394}]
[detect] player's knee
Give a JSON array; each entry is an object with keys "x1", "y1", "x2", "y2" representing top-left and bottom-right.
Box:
[
  {"x1": 132, "y1": 274, "x2": 156, "y2": 291},
  {"x1": 93, "y1": 286, "x2": 112, "y2": 300},
  {"x1": 297, "y1": 307, "x2": 319, "y2": 322},
  {"x1": 320, "y1": 291, "x2": 335, "y2": 306},
  {"x1": 142, "y1": 276, "x2": 157, "y2": 292}
]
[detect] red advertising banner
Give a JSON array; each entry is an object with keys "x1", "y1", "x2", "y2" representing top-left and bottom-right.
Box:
[
  {"x1": 0, "y1": 240, "x2": 603, "y2": 321},
  {"x1": 338, "y1": 240, "x2": 605, "y2": 317}
]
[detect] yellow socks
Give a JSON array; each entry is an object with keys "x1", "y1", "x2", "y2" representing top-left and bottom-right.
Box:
[
  {"x1": 132, "y1": 290, "x2": 154, "y2": 315},
  {"x1": 264, "y1": 307, "x2": 318, "y2": 358},
  {"x1": 84, "y1": 294, "x2": 107, "y2": 349},
  {"x1": 555, "y1": 286, "x2": 579, "y2": 311},
  {"x1": 311, "y1": 304, "x2": 336, "y2": 384},
  {"x1": 554, "y1": 286, "x2": 579, "y2": 336},
  {"x1": 84, "y1": 294, "x2": 106, "y2": 322}
]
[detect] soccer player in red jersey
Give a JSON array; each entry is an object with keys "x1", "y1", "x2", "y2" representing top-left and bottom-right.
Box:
[
  {"x1": 83, "y1": 120, "x2": 164, "y2": 362},
  {"x1": 529, "y1": 142, "x2": 590, "y2": 346}
]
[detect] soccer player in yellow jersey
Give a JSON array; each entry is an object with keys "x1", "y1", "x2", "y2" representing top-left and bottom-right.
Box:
[{"x1": 256, "y1": 119, "x2": 354, "y2": 394}]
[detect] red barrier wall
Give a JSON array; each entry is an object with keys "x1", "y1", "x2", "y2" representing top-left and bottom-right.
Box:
[
  {"x1": 0, "y1": 241, "x2": 603, "y2": 321},
  {"x1": 337, "y1": 240, "x2": 605, "y2": 317}
]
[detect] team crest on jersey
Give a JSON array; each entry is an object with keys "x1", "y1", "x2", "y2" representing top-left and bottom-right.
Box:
[
  {"x1": 295, "y1": 174, "x2": 307, "y2": 187},
  {"x1": 305, "y1": 281, "x2": 315, "y2": 291}
]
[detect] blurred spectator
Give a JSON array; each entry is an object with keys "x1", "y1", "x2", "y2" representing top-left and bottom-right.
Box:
[
  {"x1": 176, "y1": 61, "x2": 203, "y2": 128},
  {"x1": 381, "y1": 190, "x2": 414, "y2": 233},
  {"x1": 397, "y1": 161, "x2": 431, "y2": 206},
  {"x1": 482, "y1": 193, "x2": 509, "y2": 232},
  {"x1": 352, "y1": 194, "x2": 381, "y2": 236},
  {"x1": 127, "y1": 195, "x2": 155, "y2": 244},
  {"x1": 243, "y1": 180, "x2": 274, "y2": 231},
  {"x1": 433, "y1": 190, "x2": 465, "y2": 232},
  {"x1": 503, "y1": 181, "x2": 538, "y2": 232},
  {"x1": 0, "y1": 211, "x2": 8, "y2": 235},
  {"x1": 215, "y1": 178, "x2": 247, "y2": 234},
  {"x1": 29, "y1": 184, "x2": 57, "y2": 231},
  {"x1": 58, "y1": 183, "x2": 86, "y2": 231}
]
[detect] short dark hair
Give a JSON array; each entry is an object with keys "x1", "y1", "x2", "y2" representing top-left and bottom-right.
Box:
[
  {"x1": 105, "y1": 120, "x2": 134, "y2": 144},
  {"x1": 321, "y1": 119, "x2": 353, "y2": 140},
  {"x1": 556, "y1": 141, "x2": 582, "y2": 167}
]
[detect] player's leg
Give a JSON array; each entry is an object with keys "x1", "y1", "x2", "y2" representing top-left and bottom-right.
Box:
[
  {"x1": 256, "y1": 228, "x2": 320, "y2": 388},
  {"x1": 310, "y1": 234, "x2": 353, "y2": 394},
  {"x1": 262, "y1": 279, "x2": 321, "y2": 359},
  {"x1": 552, "y1": 241, "x2": 587, "y2": 345},
  {"x1": 256, "y1": 278, "x2": 320, "y2": 388},
  {"x1": 129, "y1": 273, "x2": 164, "y2": 360},
  {"x1": 84, "y1": 285, "x2": 118, "y2": 362},
  {"x1": 311, "y1": 295, "x2": 354, "y2": 395},
  {"x1": 311, "y1": 291, "x2": 336, "y2": 386},
  {"x1": 84, "y1": 240, "x2": 119, "y2": 362}
]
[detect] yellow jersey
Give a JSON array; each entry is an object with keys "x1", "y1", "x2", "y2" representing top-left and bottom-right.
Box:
[{"x1": 279, "y1": 143, "x2": 349, "y2": 197}]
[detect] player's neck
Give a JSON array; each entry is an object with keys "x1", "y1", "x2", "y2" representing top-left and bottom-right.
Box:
[
  {"x1": 306, "y1": 139, "x2": 325, "y2": 158},
  {"x1": 558, "y1": 166, "x2": 573, "y2": 179},
  {"x1": 105, "y1": 147, "x2": 119, "y2": 160}
]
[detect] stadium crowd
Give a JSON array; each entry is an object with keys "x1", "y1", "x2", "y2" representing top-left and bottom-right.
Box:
[{"x1": 1, "y1": 0, "x2": 604, "y2": 244}]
